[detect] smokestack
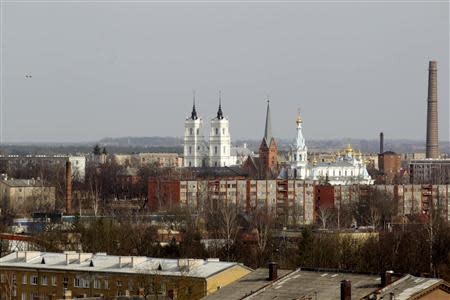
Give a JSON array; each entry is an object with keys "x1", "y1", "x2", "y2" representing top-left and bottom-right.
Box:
[
  {"x1": 268, "y1": 262, "x2": 278, "y2": 281},
  {"x1": 65, "y1": 161, "x2": 72, "y2": 214},
  {"x1": 426, "y1": 61, "x2": 439, "y2": 159},
  {"x1": 340, "y1": 280, "x2": 351, "y2": 300},
  {"x1": 380, "y1": 132, "x2": 384, "y2": 154}
]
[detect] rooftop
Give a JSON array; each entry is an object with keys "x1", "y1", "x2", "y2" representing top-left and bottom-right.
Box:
[
  {"x1": 205, "y1": 268, "x2": 382, "y2": 300},
  {"x1": 0, "y1": 179, "x2": 49, "y2": 187},
  {"x1": 0, "y1": 251, "x2": 249, "y2": 279},
  {"x1": 370, "y1": 274, "x2": 449, "y2": 300},
  {"x1": 204, "y1": 268, "x2": 292, "y2": 300}
]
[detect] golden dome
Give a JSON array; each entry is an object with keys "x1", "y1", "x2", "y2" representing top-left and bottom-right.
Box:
[
  {"x1": 344, "y1": 144, "x2": 354, "y2": 153},
  {"x1": 296, "y1": 109, "x2": 303, "y2": 125}
]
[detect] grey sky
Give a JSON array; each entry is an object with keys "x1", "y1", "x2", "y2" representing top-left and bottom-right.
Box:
[{"x1": 1, "y1": 2, "x2": 449, "y2": 143}]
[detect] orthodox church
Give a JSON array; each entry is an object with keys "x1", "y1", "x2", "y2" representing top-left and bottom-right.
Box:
[
  {"x1": 183, "y1": 94, "x2": 252, "y2": 168},
  {"x1": 286, "y1": 111, "x2": 374, "y2": 185}
]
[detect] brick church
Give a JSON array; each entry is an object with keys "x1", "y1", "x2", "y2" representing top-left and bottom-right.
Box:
[{"x1": 243, "y1": 101, "x2": 278, "y2": 179}]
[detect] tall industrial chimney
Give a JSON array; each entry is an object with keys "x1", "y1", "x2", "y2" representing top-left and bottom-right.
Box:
[
  {"x1": 380, "y1": 132, "x2": 384, "y2": 154},
  {"x1": 65, "y1": 160, "x2": 72, "y2": 214},
  {"x1": 426, "y1": 61, "x2": 439, "y2": 159}
]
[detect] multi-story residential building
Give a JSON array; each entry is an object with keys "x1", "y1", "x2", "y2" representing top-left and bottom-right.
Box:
[
  {"x1": 0, "y1": 251, "x2": 251, "y2": 300},
  {"x1": 0, "y1": 155, "x2": 86, "y2": 181},
  {"x1": 148, "y1": 179, "x2": 450, "y2": 224},
  {"x1": 409, "y1": 159, "x2": 450, "y2": 184},
  {"x1": 0, "y1": 179, "x2": 56, "y2": 213},
  {"x1": 112, "y1": 153, "x2": 182, "y2": 168}
]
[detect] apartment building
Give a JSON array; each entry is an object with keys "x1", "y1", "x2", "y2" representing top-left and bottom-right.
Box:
[
  {"x1": 0, "y1": 251, "x2": 251, "y2": 300},
  {"x1": 0, "y1": 179, "x2": 56, "y2": 213},
  {"x1": 148, "y1": 179, "x2": 450, "y2": 224}
]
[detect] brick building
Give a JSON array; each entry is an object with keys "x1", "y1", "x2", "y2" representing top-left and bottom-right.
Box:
[
  {"x1": 0, "y1": 251, "x2": 251, "y2": 300},
  {"x1": 378, "y1": 151, "x2": 402, "y2": 183},
  {"x1": 148, "y1": 179, "x2": 450, "y2": 224}
]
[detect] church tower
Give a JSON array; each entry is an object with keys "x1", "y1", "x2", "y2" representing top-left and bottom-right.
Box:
[
  {"x1": 184, "y1": 94, "x2": 207, "y2": 167},
  {"x1": 259, "y1": 100, "x2": 278, "y2": 177},
  {"x1": 209, "y1": 92, "x2": 231, "y2": 167},
  {"x1": 291, "y1": 110, "x2": 308, "y2": 179}
]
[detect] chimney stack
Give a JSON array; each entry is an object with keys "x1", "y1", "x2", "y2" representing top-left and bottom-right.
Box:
[
  {"x1": 340, "y1": 280, "x2": 351, "y2": 300},
  {"x1": 381, "y1": 270, "x2": 394, "y2": 287},
  {"x1": 65, "y1": 160, "x2": 72, "y2": 214},
  {"x1": 380, "y1": 132, "x2": 384, "y2": 154},
  {"x1": 268, "y1": 262, "x2": 278, "y2": 281},
  {"x1": 426, "y1": 61, "x2": 439, "y2": 159}
]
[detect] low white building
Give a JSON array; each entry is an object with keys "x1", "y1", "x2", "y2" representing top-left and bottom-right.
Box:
[{"x1": 287, "y1": 112, "x2": 374, "y2": 185}]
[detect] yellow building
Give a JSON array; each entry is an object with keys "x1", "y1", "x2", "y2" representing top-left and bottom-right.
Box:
[
  {"x1": 0, "y1": 251, "x2": 251, "y2": 300},
  {"x1": 0, "y1": 179, "x2": 56, "y2": 214}
]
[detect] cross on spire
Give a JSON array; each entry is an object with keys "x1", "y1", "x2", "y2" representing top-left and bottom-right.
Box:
[
  {"x1": 217, "y1": 90, "x2": 224, "y2": 120},
  {"x1": 191, "y1": 90, "x2": 198, "y2": 120}
]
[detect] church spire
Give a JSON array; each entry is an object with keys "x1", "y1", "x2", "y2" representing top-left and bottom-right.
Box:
[
  {"x1": 264, "y1": 99, "x2": 272, "y2": 143},
  {"x1": 191, "y1": 90, "x2": 198, "y2": 120},
  {"x1": 217, "y1": 90, "x2": 224, "y2": 120}
]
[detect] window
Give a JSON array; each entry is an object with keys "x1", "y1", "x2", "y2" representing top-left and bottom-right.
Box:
[
  {"x1": 94, "y1": 279, "x2": 101, "y2": 289},
  {"x1": 41, "y1": 276, "x2": 48, "y2": 286},
  {"x1": 21, "y1": 292, "x2": 27, "y2": 300},
  {"x1": 189, "y1": 146, "x2": 192, "y2": 154},
  {"x1": 215, "y1": 128, "x2": 218, "y2": 135},
  {"x1": 196, "y1": 129, "x2": 199, "y2": 135},
  {"x1": 223, "y1": 146, "x2": 226, "y2": 154},
  {"x1": 104, "y1": 279, "x2": 109, "y2": 290},
  {"x1": 74, "y1": 277, "x2": 81, "y2": 288},
  {"x1": 22, "y1": 274, "x2": 27, "y2": 285},
  {"x1": 63, "y1": 277, "x2": 68, "y2": 290},
  {"x1": 214, "y1": 146, "x2": 218, "y2": 155},
  {"x1": 189, "y1": 128, "x2": 193, "y2": 135},
  {"x1": 31, "y1": 275, "x2": 38, "y2": 285},
  {"x1": 215, "y1": 162, "x2": 218, "y2": 167},
  {"x1": 51, "y1": 276, "x2": 56, "y2": 286},
  {"x1": 222, "y1": 128, "x2": 225, "y2": 134},
  {"x1": 117, "y1": 280, "x2": 123, "y2": 287},
  {"x1": 188, "y1": 161, "x2": 192, "y2": 167}
]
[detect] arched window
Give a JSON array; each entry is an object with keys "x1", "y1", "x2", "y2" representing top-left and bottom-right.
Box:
[
  {"x1": 215, "y1": 128, "x2": 219, "y2": 135},
  {"x1": 214, "y1": 146, "x2": 218, "y2": 154}
]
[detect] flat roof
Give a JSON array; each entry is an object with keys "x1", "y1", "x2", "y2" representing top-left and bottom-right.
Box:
[
  {"x1": 0, "y1": 252, "x2": 248, "y2": 279},
  {"x1": 234, "y1": 269, "x2": 381, "y2": 300},
  {"x1": 204, "y1": 268, "x2": 292, "y2": 300},
  {"x1": 0, "y1": 179, "x2": 50, "y2": 187}
]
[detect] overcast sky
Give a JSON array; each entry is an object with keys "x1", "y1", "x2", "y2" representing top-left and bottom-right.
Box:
[{"x1": 1, "y1": 1, "x2": 449, "y2": 143}]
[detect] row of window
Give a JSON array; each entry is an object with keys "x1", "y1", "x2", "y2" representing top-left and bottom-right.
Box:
[
  {"x1": 22, "y1": 275, "x2": 56, "y2": 286},
  {"x1": 187, "y1": 127, "x2": 228, "y2": 136}
]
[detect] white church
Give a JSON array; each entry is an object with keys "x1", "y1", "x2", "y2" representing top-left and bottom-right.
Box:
[
  {"x1": 286, "y1": 111, "x2": 374, "y2": 185},
  {"x1": 183, "y1": 95, "x2": 252, "y2": 168}
]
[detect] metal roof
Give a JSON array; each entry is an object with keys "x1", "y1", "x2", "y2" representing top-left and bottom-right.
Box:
[{"x1": 0, "y1": 252, "x2": 249, "y2": 279}]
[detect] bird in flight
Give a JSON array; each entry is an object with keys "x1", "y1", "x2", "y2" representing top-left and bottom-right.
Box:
[{"x1": 25, "y1": 74, "x2": 32, "y2": 79}]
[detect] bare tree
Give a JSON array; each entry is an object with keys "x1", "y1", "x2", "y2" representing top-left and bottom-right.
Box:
[
  {"x1": 219, "y1": 204, "x2": 239, "y2": 261},
  {"x1": 317, "y1": 206, "x2": 333, "y2": 230}
]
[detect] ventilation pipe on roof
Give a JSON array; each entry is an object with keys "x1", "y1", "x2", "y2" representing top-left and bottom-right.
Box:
[
  {"x1": 268, "y1": 262, "x2": 278, "y2": 281},
  {"x1": 381, "y1": 270, "x2": 394, "y2": 287},
  {"x1": 340, "y1": 280, "x2": 351, "y2": 300}
]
